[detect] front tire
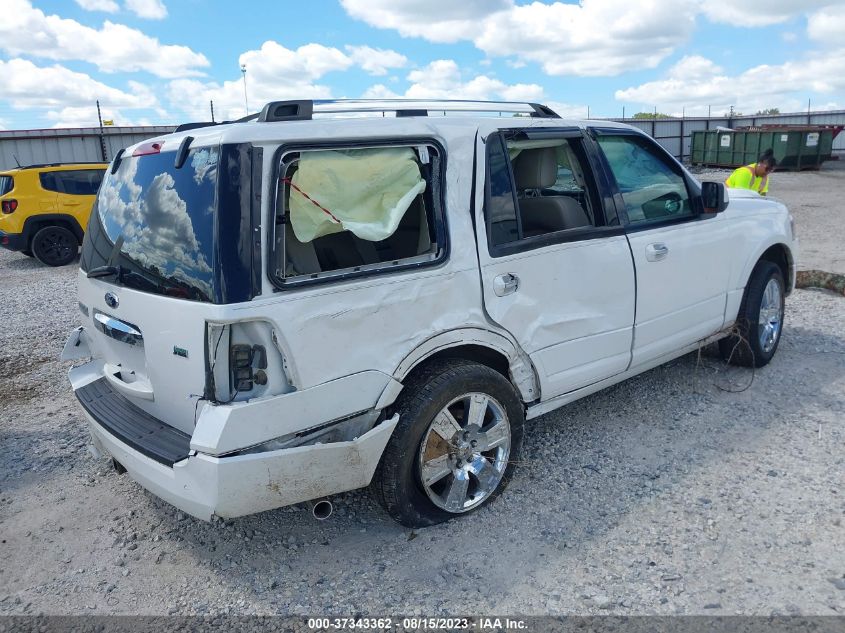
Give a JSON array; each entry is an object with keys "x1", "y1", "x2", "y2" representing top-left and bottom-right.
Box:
[
  {"x1": 372, "y1": 360, "x2": 524, "y2": 528},
  {"x1": 31, "y1": 225, "x2": 78, "y2": 267},
  {"x1": 719, "y1": 260, "x2": 785, "y2": 367}
]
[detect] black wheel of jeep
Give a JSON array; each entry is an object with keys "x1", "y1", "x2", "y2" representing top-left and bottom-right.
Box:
[
  {"x1": 31, "y1": 225, "x2": 78, "y2": 267},
  {"x1": 372, "y1": 360, "x2": 524, "y2": 527},
  {"x1": 22, "y1": 249, "x2": 33, "y2": 257},
  {"x1": 719, "y1": 260, "x2": 785, "y2": 368}
]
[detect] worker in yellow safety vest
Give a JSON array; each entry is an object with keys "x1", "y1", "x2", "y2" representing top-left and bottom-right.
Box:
[{"x1": 725, "y1": 149, "x2": 777, "y2": 196}]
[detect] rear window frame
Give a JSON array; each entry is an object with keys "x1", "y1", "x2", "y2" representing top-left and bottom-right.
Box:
[
  {"x1": 0, "y1": 175, "x2": 13, "y2": 197},
  {"x1": 267, "y1": 137, "x2": 449, "y2": 292},
  {"x1": 81, "y1": 143, "x2": 260, "y2": 305}
]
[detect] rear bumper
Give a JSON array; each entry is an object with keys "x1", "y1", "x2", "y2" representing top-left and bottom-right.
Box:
[
  {"x1": 0, "y1": 230, "x2": 26, "y2": 252},
  {"x1": 72, "y1": 370, "x2": 398, "y2": 521}
]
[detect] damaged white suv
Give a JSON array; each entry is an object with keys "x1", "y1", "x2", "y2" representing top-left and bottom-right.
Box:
[{"x1": 64, "y1": 99, "x2": 797, "y2": 527}]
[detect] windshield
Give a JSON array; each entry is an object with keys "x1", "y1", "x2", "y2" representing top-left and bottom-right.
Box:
[{"x1": 81, "y1": 147, "x2": 218, "y2": 302}]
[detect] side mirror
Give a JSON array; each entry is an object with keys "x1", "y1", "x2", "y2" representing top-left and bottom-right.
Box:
[{"x1": 701, "y1": 181, "x2": 728, "y2": 214}]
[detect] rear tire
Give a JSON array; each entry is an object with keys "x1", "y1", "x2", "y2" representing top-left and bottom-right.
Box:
[
  {"x1": 372, "y1": 360, "x2": 524, "y2": 528},
  {"x1": 719, "y1": 260, "x2": 785, "y2": 367},
  {"x1": 31, "y1": 225, "x2": 78, "y2": 267},
  {"x1": 21, "y1": 250, "x2": 33, "y2": 257}
]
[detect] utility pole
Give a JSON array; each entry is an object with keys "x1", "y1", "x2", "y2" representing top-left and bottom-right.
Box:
[
  {"x1": 96, "y1": 100, "x2": 108, "y2": 162},
  {"x1": 807, "y1": 97, "x2": 812, "y2": 125},
  {"x1": 622, "y1": 106, "x2": 625, "y2": 120},
  {"x1": 210, "y1": 100, "x2": 215, "y2": 123},
  {"x1": 241, "y1": 64, "x2": 249, "y2": 116}
]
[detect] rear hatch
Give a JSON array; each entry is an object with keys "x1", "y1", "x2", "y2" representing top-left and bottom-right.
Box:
[{"x1": 78, "y1": 140, "x2": 259, "y2": 433}]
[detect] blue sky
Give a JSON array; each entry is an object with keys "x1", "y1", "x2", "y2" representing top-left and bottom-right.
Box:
[{"x1": 1, "y1": 0, "x2": 844, "y2": 129}]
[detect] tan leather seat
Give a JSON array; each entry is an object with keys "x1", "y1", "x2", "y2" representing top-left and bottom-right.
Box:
[{"x1": 512, "y1": 147, "x2": 591, "y2": 235}]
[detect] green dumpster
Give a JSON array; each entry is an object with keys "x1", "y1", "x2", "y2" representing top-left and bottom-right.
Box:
[{"x1": 691, "y1": 126, "x2": 840, "y2": 170}]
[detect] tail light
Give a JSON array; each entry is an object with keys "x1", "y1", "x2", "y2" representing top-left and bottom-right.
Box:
[
  {"x1": 206, "y1": 321, "x2": 291, "y2": 403},
  {"x1": 132, "y1": 141, "x2": 163, "y2": 157},
  {"x1": 230, "y1": 344, "x2": 268, "y2": 392},
  {"x1": 1, "y1": 199, "x2": 17, "y2": 214}
]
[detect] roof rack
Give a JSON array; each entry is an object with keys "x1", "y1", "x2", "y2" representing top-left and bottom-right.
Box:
[
  {"x1": 11, "y1": 161, "x2": 108, "y2": 170},
  {"x1": 257, "y1": 99, "x2": 561, "y2": 122}
]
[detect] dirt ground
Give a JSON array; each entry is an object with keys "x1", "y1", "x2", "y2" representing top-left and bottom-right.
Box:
[
  {"x1": 696, "y1": 155, "x2": 845, "y2": 275},
  {"x1": 1, "y1": 162, "x2": 844, "y2": 617}
]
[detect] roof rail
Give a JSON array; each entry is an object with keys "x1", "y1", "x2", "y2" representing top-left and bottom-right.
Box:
[
  {"x1": 12, "y1": 161, "x2": 108, "y2": 170},
  {"x1": 174, "y1": 121, "x2": 217, "y2": 133},
  {"x1": 257, "y1": 99, "x2": 560, "y2": 122}
]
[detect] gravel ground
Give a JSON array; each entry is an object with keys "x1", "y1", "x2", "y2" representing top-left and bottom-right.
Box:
[
  {"x1": 1, "y1": 209, "x2": 844, "y2": 616},
  {"x1": 695, "y1": 155, "x2": 845, "y2": 275}
]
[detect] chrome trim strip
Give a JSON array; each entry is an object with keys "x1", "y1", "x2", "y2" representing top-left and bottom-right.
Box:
[{"x1": 93, "y1": 311, "x2": 144, "y2": 347}]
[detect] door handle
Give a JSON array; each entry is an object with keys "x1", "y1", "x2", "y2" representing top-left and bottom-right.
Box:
[
  {"x1": 645, "y1": 242, "x2": 669, "y2": 262},
  {"x1": 493, "y1": 273, "x2": 520, "y2": 296}
]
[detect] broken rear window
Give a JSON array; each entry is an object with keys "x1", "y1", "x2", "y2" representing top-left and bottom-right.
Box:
[{"x1": 270, "y1": 143, "x2": 446, "y2": 287}]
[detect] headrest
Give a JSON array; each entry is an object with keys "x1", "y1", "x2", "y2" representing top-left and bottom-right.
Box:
[{"x1": 513, "y1": 147, "x2": 557, "y2": 189}]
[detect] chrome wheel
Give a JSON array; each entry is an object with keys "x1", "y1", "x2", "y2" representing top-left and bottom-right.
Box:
[
  {"x1": 758, "y1": 277, "x2": 783, "y2": 354},
  {"x1": 417, "y1": 392, "x2": 511, "y2": 513}
]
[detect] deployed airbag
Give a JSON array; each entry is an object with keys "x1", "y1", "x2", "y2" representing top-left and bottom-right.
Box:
[{"x1": 289, "y1": 147, "x2": 426, "y2": 243}]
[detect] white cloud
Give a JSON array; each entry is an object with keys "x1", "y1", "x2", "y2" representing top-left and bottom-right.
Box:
[
  {"x1": 125, "y1": 0, "x2": 167, "y2": 19},
  {"x1": 700, "y1": 0, "x2": 833, "y2": 27},
  {"x1": 1, "y1": 0, "x2": 207, "y2": 78},
  {"x1": 341, "y1": 0, "x2": 844, "y2": 78},
  {"x1": 342, "y1": 0, "x2": 696, "y2": 76},
  {"x1": 0, "y1": 58, "x2": 156, "y2": 110},
  {"x1": 345, "y1": 45, "x2": 408, "y2": 76},
  {"x1": 807, "y1": 4, "x2": 845, "y2": 42},
  {"x1": 615, "y1": 50, "x2": 845, "y2": 115},
  {"x1": 365, "y1": 60, "x2": 544, "y2": 102},
  {"x1": 75, "y1": 0, "x2": 119, "y2": 12},
  {"x1": 545, "y1": 101, "x2": 590, "y2": 119},
  {"x1": 240, "y1": 41, "x2": 353, "y2": 85},
  {"x1": 340, "y1": 0, "x2": 511, "y2": 43},
  {"x1": 46, "y1": 106, "x2": 129, "y2": 128},
  {"x1": 170, "y1": 41, "x2": 410, "y2": 121},
  {"x1": 476, "y1": 0, "x2": 696, "y2": 77}
]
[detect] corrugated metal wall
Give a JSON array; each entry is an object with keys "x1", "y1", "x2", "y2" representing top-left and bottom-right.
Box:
[
  {"x1": 1, "y1": 109, "x2": 843, "y2": 170},
  {"x1": 606, "y1": 109, "x2": 845, "y2": 161},
  {"x1": 0, "y1": 126, "x2": 175, "y2": 171}
]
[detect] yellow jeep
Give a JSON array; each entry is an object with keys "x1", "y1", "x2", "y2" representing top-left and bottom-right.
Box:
[{"x1": 0, "y1": 162, "x2": 107, "y2": 266}]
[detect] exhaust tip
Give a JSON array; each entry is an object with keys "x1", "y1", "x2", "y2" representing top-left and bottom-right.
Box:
[{"x1": 310, "y1": 499, "x2": 333, "y2": 520}]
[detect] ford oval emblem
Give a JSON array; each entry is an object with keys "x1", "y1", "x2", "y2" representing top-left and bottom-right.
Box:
[{"x1": 104, "y1": 292, "x2": 119, "y2": 309}]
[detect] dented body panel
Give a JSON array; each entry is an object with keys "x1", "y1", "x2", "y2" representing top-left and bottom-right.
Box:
[{"x1": 64, "y1": 109, "x2": 797, "y2": 521}]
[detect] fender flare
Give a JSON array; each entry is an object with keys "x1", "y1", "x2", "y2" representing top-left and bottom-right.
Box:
[
  {"x1": 383, "y1": 327, "x2": 540, "y2": 406},
  {"x1": 735, "y1": 238, "x2": 795, "y2": 294},
  {"x1": 23, "y1": 213, "x2": 85, "y2": 245}
]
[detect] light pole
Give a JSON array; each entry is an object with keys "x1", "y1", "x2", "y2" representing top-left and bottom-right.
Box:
[{"x1": 240, "y1": 64, "x2": 249, "y2": 116}]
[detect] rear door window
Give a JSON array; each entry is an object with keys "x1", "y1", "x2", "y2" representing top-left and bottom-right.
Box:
[
  {"x1": 484, "y1": 131, "x2": 606, "y2": 254},
  {"x1": 41, "y1": 169, "x2": 105, "y2": 196},
  {"x1": 271, "y1": 142, "x2": 446, "y2": 287}
]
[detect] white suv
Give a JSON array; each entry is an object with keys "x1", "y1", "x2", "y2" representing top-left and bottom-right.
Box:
[{"x1": 63, "y1": 99, "x2": 797, "y2": 527}]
